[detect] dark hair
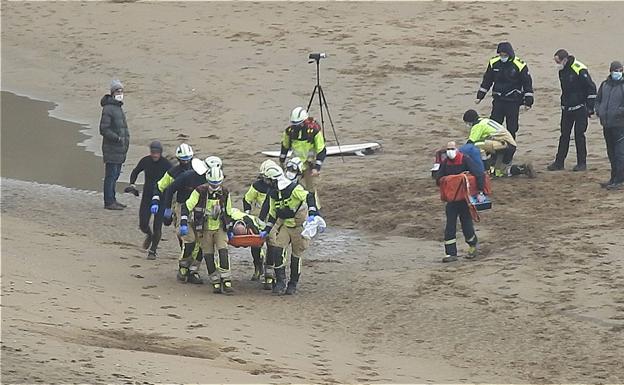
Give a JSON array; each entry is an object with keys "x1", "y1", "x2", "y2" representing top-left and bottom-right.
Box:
[
  {"x1": 463, "y1": 109, "x2": 479, "y2": 124},
  {"x1": 554, "y1": 49, "x2": 569, "y2": 60}
]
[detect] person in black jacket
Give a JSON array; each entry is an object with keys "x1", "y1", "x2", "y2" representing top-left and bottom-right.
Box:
[
  {"x1": 127, "y1": 141, "x2": 172, "y2": 259},
  {"x1": 548, "y1": 49, "x2": 598, "y2": 172},
  {"x1": 476, "y1": 42, "x2": 534, "y2": 141},
  {"x1": 596, "y1": 61, "x2": 624, "y2": 190},
  {"x1": 436, "y1": 141, "x2": 485, "y2": 263},
  {"x1": 99, "y1": 79, "x2": 130, "y2": 210}
]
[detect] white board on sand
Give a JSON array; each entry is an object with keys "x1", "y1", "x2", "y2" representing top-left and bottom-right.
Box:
[{"x1": 262, "y1": 142, "x2": 381, "y2": 158}]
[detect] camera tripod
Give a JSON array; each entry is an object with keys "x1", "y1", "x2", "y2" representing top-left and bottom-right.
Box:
[{"x1": 306, "y1": 53, "x2": 344, "y2": 162}]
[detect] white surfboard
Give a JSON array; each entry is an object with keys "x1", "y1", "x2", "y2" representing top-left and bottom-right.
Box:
[{"x1": 262, "y1": 142, "x2": 381, "y2": 158}]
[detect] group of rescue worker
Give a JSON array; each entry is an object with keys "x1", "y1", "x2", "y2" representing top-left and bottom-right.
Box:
[
  {"x1": 436, "y1": 42, "x2": 624, "y2": 263},
  {"x1": 127, "y1": 106, "x2": 326, "y2": 296}
]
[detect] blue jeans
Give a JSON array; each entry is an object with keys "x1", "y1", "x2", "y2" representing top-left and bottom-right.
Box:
[{"x1": 104, "y1": 162, "x2": 122, "y2": 206}]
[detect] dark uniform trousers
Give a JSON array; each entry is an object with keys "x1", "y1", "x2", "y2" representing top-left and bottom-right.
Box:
[
  {"x1": 444, "y1": 201, "x2": 477, "y2": 257},
  {"x1": 604, "y1": 126, "x2": 624, "y2": 184},
  {"x1": 555, "y1": 106, "x2": 588, "y2": 166},
  {"x1": 490, "y1": 99, "x2": 521, "y2": 139}
]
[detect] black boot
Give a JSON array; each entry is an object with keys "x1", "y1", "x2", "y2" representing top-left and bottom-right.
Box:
[
  {"x1": 273, "y1": 268, "x2": 287, "y2": 295},
  {"x1": 286, "y1": 255, "x2": 301, "y2": 295}
]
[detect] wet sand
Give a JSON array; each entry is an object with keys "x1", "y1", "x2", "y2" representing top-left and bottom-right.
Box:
[
  {"x1": 2, "y1": 1, "x2": 624, "y2": 383},
  {"x1": 1, "y1": 91, "x2": 104, "y2": 191}
]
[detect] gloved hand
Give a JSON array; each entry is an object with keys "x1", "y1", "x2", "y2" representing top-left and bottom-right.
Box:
[
  {"x1": 259, "y1": 230, "x2": 269, "y2": 239},
  {"x1": 150, "y1": 203, "x2": 159, "y2": 214},
  {"x1": 124, "y1": 185, "x2": 139, "y2": 196},
  {"x1": 587, "y1": 109, "x2": 595, "y2": 118},
  {"x1": 227, "y1": 231, "x2": 234, "y2": 241},
  {"x1": 523, "y1": 96, "x2": 534, "y2": 109},
  {"x1": 179, "y1": 224, "x2": 189, "y2": 236},
  {"x1": 306, "y1": 215, "x2": 316, "y2": 223},
  {"x1": 477, "y1": 192, "x2": 487, "y2": 203},
  {"x1": 163, "y1": 208, "x2": 173, "y2": 220},
  {"x1": 474, "y1": 98, "x2": 482, "y2": 105}
]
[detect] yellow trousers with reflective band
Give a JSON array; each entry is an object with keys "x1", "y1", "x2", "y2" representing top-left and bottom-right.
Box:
[
  {"x1": 201, "y1": 229, "x2": 230, "y2": 279},
  {"x1": 268, "y1": 209, "x2": 309, "y2": 268},
  {"x1": 173, "y1": 202, "x2": 202, "y2": 275}
]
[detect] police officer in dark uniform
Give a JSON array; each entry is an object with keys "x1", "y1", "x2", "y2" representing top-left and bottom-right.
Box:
[
  {"x1": 476, "y1": 42, "x2": 534, "y2": 142},
  {"x1": 547, "y1": 49, "x2": 597, "y2": 172}
]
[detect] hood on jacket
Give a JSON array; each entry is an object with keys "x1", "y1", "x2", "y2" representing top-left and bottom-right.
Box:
[
  {"x1": 100, "y1": 94, "x2": 122, "y2": 107},
  {"x1": 496, "y1": 42, "x2": 515, "y2": 59},
  {"x1": 564, "y1": 55, "x2": 576, "y2": 70}
]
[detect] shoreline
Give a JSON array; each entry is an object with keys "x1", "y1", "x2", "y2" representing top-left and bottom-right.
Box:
[{"x1": 3, "y1": 1, "x2": 624, "y2": 382}]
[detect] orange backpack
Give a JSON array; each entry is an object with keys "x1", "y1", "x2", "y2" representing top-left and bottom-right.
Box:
[{"x1": 439, "y1": 173, "x2": 492, "y2": 221}]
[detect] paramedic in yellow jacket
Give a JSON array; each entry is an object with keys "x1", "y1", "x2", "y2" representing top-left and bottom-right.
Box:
[
  {"x1": 463, "y1": 109, "x2": 534, "y2": 178},
  {"x1": 242, "y1": 159, "x2": 277, "y2": 281},
  {"x1": 261, "y1": 164, "x2": 319, "y2": 296},
  {"x1": 279, "y1": 107, "x2": 326, "y2": 207},
  {"x1": 182, "y1": 166, "x2": 235, "y2": 294}
]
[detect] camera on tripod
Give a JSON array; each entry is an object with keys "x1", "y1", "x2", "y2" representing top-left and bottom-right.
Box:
[{"x1": 308, "y1": 52, "x2": 327, "y2": 62}]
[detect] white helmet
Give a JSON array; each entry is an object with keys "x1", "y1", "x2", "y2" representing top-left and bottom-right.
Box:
[
  {"x1": 191, "y1": 158, "x2": 209, "y2": 175},
  {"x1": 290, "y1": 107, "x2": 309, "y2": 125},
  {"x1": 260, "y1": 159, "x2": 278, "y2": 175},
  {"x1": 286, "y1": 157, "x2": 304, "y2": 173},
  {"x1": 263, "y1": 164, "x2": 284, "y2": 180},
  {"x1": 285, "y1": 157, "x2": 304, "y2": 181},
  {"x1": 205, "y1": 156, "x2": 222, "y2": 169},
  {"x1": 175, "y1": 143, "x2": 194, "y2": 161},
  {"x1": 205, "y1": 166, "x2": 224, "y2": 188}
]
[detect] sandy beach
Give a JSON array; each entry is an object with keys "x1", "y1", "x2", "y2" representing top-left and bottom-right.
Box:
[{"x1": 2, "y1": 1, "x2": 623, "y2": 383}]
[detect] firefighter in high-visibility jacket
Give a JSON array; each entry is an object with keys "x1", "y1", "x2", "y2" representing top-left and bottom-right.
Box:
[
  {"x1": 463, "y1": 109, "x2": 535, "y2": 178},
  {"x1": 242, "y1": 159, "x2": 277, "y2": 281},
  {"x1": 476, "y1": 42, "x2": 534, "y2": 142},
  {"x1": 182, "y1": 166, "x2": 235, "y2": 294},
  {"x1": 279, "y1": 107, "x2": 326, "y2": 208},
  {"x1": 547, "y1": 49, "x2": 597, "y2": 172},
  {"x1": 260, "y1": 164, "x2": 319, "y2": 296}
]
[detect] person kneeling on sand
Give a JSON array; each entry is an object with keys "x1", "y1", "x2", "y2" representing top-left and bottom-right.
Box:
[
  {"x1": 463, "y1": 109, "x2": 535, "y2": 178},
  {"x1": 182, "y1": 166, "x2": 235, "y2": 294},
  {"x1": 261, "y1": 164, "x2": 319, "y2": 295},
  {"x1": 436, "y1": 141, "x2": 485, "y2": 263}
]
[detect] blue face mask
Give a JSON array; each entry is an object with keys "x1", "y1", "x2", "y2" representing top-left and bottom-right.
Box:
[
  {"x1": 612, "y1": 71, "x2": 623, "y2": 81},
  {"x1": 500, "y1": 56, "x2": 509, "y2": 63}
]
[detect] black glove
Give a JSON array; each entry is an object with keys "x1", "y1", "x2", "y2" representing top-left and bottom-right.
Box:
[
  {"x1": 523, "y1": 95, "x2": 534, "y2": 108},
  {"x1": 476, "y1": 90, "x2": 487, "y2": 100},
  {"x1": 587, "y1": 109, "x2": 595, "y2": 118},
  {"x1": 124, "y1": 185, "x2": 139, "y2": 197}
]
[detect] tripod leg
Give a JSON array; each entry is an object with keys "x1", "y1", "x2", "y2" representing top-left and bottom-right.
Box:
[
  {"x1": 307, "y1": 86, "x2": 318, "y2": 112},
  {"x1": 318, "y1": 86, "x2": 345, "y2": 163}
]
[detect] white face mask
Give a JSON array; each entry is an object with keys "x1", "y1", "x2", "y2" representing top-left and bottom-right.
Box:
[
  {"x1": 612, "y1": 71, "x2": 623, "y2": 81},
  {"x1": 114, "y1": 94, "x2": 124, "y2": 102},
  {"x1": 556, "y1": 63, "x2": 564, "y2": 71},
  {"x1": 500, "y1": 56, "x2": 509, "y2": 63},
  {"x1": 465, "y1": 122, "x2": 473, "y2": 128},
  {"x1": 446, "y1": 149, "x2": 457, "y2": 160},
  {"x1": 285, "y1": 171, "x2": 298, "y2": 181}
]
